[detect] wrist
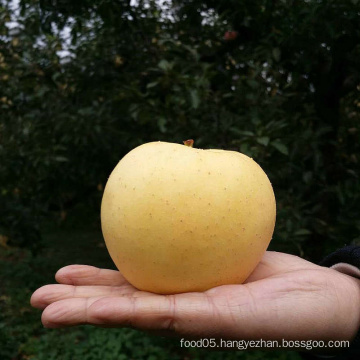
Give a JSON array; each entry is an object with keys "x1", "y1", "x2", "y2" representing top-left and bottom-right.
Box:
[
  {"x1": 341, "y1": 274, "x2": 360, "y2": 342},
  {"x1": 319, "y1": 246, "x2": 360, "y2": 344},
  {"x1": 334, "y1": 273, "x2": 360, "y2": 342}
]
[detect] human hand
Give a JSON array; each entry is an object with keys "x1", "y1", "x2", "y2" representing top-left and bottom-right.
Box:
[{"x1": 31, "y1": 251, "x2": 360, "y2": 343}]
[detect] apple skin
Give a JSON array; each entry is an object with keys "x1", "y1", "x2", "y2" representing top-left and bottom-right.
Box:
[{"x1": 101, "y1": 141, "x2": 276, "y2": 294}]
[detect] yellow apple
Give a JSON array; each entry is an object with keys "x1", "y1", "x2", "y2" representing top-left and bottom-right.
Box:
[{"x1": 101, "y1": 140, "x2": 276, "y2": 294}]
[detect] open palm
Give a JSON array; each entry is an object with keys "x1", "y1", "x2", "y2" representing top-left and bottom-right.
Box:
[{"x1": 31, "y1": 251, "x2": 360, "y2": 342}]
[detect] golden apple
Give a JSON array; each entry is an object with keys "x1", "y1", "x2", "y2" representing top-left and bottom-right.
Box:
[{"x1": 101, "y1": 140, "x2": 276, "y2": 294}]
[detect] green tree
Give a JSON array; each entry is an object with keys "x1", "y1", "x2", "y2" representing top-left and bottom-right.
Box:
[{"x1": 0, "y1": 0, "x2": 359, "y2": 259}]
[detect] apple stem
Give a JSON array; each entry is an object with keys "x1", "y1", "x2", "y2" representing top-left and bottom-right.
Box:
[{"x1": 183, "y1": 139, "x2": 194, "y2": 148}]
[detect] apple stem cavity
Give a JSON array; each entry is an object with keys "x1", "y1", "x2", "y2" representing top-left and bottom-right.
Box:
[{"x1": 183, "y1": 139, "x2": 194, "y2": 148}]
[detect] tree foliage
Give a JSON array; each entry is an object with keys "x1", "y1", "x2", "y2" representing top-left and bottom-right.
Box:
[{"x1": 1, "y1": 0, "x2": 359, "y2": 258}]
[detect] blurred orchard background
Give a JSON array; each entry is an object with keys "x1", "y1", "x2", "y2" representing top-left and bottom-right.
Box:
[{"x1": 1, "y1": 0, "x2": 360, "y2": 359}]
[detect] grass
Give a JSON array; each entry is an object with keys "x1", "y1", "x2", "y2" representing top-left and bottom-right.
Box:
[{"x1": 0, "y1": 212, "x2": 302, "y2": 360}]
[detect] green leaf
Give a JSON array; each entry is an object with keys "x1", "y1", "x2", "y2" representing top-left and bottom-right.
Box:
[
  {"x1": 158, "y1": 59, "x2": 173, "y2": 71},
  {"x1": 229, "y1": 128, "x2": 254, "y2": 137},
  {"x1": 146, "y1": 82, "x2": 158, "y2": 89},
  {"x1": 51, "y1": 72, "x2": 61, "y2": 82},
  {"x1": 272, "y1": 48, "x2": 281, "y2": 62},
  {"x1": 129, "y1": 104, "x2": 139, "y2": 120},
  {"x1": 256, "y1": 136, "x2": 270, "y2": 146},
  {"x1": 157, "y1": 117, "x2": 167, "y2": 133},
  {"x1": 53, "y1": 156, "x2": 69, "y2": 162},
  {"x1": 294, "y1": 229, "x2": 312, "y2": 236},
  {"x1": 77, "y1": 107, "x2": 93, "y2": 116},
  {"x1": 271, "y1": 141, "x2": 289, "y2": 155},
  {"x1": 190, "y1": 89, "x2": 200, "y2": 109},
  {"x1": 303, "y1": 171, "x2": 312, "y2": 183}
]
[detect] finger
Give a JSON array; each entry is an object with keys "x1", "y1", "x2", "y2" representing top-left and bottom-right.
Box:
[
  {"x1": 41, "y1": 292, "x2": 217, "y2": 333},
  {"x1": 41, "y1": 287, "x2": 278, "y2": 340},
  {"x1": 41, "y1": 289, "x2": 250, "y2": 340},
  {"x1": 55, "y1": 265, "x2": 128, "y2": 286},
  {"x1": 244, "y1": 251, "x2": 318, "y2": 283},
  {"x1": 31, "y1": 283, "x2": 139, "y2": 310},
  {"x1": 42, "y1": 297, "x2": 105, "y2": 328}
]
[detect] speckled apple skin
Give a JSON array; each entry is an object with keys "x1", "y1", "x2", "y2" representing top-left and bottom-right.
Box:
[{"x1": 101, "y1": 141, "x2": 276, "y2": 294}]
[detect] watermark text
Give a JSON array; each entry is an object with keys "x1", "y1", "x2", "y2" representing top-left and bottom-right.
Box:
[{"x1": 179, "y1": 338, "x2": 350, "y2": 351}]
